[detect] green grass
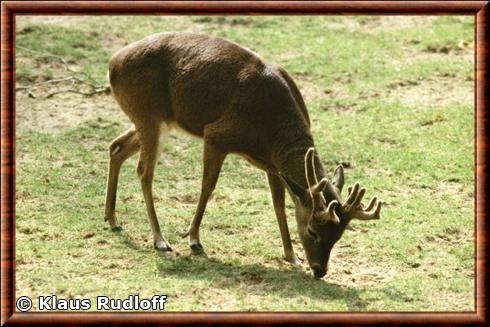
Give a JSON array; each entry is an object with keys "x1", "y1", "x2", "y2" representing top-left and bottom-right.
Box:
[{"x1": 15, "y1": 16, "x2": 474, "y2": 311}]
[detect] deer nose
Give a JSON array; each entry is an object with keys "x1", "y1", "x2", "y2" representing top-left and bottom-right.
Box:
[{"x1": 311, "y1": 264, "x2": 327, "y2": 278}]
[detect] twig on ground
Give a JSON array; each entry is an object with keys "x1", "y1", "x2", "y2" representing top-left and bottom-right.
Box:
[
  {"x1": 16, "y1": 46, "x2": 109, "y2": 98},
  {"x1": 45, "y1": 87, "x2": 111, "y2": 99},
  {"x1": 17, "y1": 76, "x2": 79, "y2": 90},
  {"x1": 17, "y1": 46, "x2": 100, "y2": 85}
]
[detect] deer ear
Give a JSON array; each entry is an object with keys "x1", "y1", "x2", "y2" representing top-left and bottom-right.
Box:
[
  {"x1": 282, "y1": 175, "x2": 305, "y2": 199},
  {"x1": 332, "y1": 165, "x2": 344, "y2": 194}
]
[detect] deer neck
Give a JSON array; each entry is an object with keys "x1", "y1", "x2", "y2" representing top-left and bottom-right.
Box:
[{"x1": 274, "y1": 144, "x2": 342, "y2": 203}]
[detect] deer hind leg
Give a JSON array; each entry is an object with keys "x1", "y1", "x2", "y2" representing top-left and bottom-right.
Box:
[
  {"x1": 267, "y1": 173, "x2": 300, "y2": 265},
  {"x1": 105, "y1": 127, "x2": 141, "y2": 231},
  {"x1": 186, "y1": 140, "x2": 226, "y2": 254},
  {"x1": 137, "y1": 122, "x2": 172, "y2": 252}
]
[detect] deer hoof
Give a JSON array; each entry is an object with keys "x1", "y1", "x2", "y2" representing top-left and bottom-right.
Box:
[
  {"x1": 154, "y1": 240, "x2": 172, "y2": 252},
  {"x1": 285, "y1": 255, "x2": 302, "y2": 267},
  {"x1": 190, "y1": 243, "x2": 204, "y2": 255},
  {"x1": 111, "y1": 225, "x2": 123, "y2": 232}
]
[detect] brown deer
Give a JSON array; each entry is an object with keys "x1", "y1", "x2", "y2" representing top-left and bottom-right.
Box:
[{"x1": 105, "y1": 32, "x2": 382, "y2": 278}]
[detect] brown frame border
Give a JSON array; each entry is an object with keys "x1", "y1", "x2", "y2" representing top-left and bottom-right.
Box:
[{"x1": 1, "y1": 1, "x2": 488, "y2": 325}]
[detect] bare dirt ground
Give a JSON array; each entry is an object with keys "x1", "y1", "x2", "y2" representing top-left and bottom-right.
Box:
[
  {"x1": 391, "y1": 76, "x2": 473, "y2": 107},
  {"x1": 16, "y1": 91, "x2": 125, "y2": 133},
  {"x1": 323, "y1": 16, "x2": 439, "y2": 33}
]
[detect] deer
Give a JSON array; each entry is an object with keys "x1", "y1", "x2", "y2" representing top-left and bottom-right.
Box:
[{"x1": 105, "y1": 32, "x2": 382, "y2": 278}]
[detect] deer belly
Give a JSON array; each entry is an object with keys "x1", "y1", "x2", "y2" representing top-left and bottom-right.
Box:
[
  {"x1": 239, "y1": 153, "x2": 275, "y2": 173},
  {"x1": 169, "y1": 121, "x2": 204, "y2": 139}
]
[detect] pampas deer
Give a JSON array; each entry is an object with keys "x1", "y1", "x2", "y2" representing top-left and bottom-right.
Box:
[{"x1": 105, "y1": 32, "x2": 382, "y2": 278}]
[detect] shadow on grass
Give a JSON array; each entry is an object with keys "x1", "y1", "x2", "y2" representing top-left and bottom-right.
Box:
[
  {"x1": 111, "y1": 228, "x2": 149, "y2": 253},
  {"x1": 113, "y1": 231, "x2": 411, "y2": 310},
  {"x1": 155, "y1": 253, "x2": 371, "y2": 310}
]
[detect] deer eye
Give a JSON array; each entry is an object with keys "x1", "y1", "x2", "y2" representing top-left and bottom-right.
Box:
[{"x1": 306, "y1": 226, "x2": 320, "y2": 242}]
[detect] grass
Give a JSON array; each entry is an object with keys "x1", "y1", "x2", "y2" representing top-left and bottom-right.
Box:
[{"x1": 15, "y1": 15, "x2": 474, "y2": 311}]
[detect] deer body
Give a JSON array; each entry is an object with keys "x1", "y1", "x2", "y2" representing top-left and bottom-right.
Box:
[{"x1": 106, "y1": 32, "x2": 381, "y2": 278}]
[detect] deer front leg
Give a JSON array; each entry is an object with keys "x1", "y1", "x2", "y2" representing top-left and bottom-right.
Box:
[
  {"x1": 267, "y1": 173, "x2": 300, "y2": 266},
  {"x1": 187, "y1": 140, "x2": 226, "y2": 254}
]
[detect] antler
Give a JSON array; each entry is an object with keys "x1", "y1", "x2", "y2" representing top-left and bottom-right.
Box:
[
  {"x1": 303, "y1": 148, "x2": 382, "y2": 224},
  {"x1": 338, "y1": 182, "x2": 382, "y2": 220},
  {"x1": 304, "y1": 148, "x2": 340, "y2": 224}
]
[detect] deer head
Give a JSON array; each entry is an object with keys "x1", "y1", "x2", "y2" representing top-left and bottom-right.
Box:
[{"x1": 283, "y1": 148, "x2": 382, "y2": 278}]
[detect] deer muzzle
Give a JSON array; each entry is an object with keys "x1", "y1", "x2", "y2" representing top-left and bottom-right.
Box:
[{"x1": 311, "y1": 263, "x2": 327, "y2": 278}]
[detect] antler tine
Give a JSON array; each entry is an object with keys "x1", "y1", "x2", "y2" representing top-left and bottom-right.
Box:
[
  {"x1": 352, "y1": 188, "x2": 366, "y2": 208},
  {"x1": 354, "y1": 200, "x2": 382, "y2": 220},
  {"x1": 310, "y1": 178, "x2": 328, "y2": 194},
  {"x1": 314, "y1": 200, "x2": 340, "y2": 225},
  {"x1": 304, "y1": 147, "x2": 317, "y2": 191},
  {"x1": 344, "y1": 185, "x2": 365, "y2": 212},
  {"x1": 340, "y1": 180, "x2": 382, "y2": 220},
  {"x1": 309, "y1": 148, "x2": 319, "y2": 185},
  {"x1": 326, "y1": 200, "x2": 340, "y2": 224},
  {"x1": 364, "y1": 196, "x2": 377, "y2": 211},
  {"x1": 345, "y1": 182, "x2": 360, "y2": 206}
]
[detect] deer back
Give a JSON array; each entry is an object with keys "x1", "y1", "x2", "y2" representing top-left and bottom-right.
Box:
[{"x1": 108, "y1": 32, "x2": 313, "y2": 167}]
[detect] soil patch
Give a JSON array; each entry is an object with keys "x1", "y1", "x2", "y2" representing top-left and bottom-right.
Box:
[
  {"x1": 326, "y1": 245, "x2": 396, "y2": 287},
  {"x1": 323, "y1": 16, "x2": 438, "y2": 33},
  {"x1": 16, "y1": 92, "x2": 126, "y2": 133},
  {"x1": 288, "y1": 243, "x2": 396, "y2": 288},
  {"x1": 390, "y1": 77, "x2": 473, "y2": 107}
]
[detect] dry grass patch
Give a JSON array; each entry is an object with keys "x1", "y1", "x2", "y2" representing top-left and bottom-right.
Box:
[
  {"x1": 16, "y1": 92, "x2": 125, "y2": 133},
  {"x1": 389, "y1": 77, "x2": 473, "y2": 107}
]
